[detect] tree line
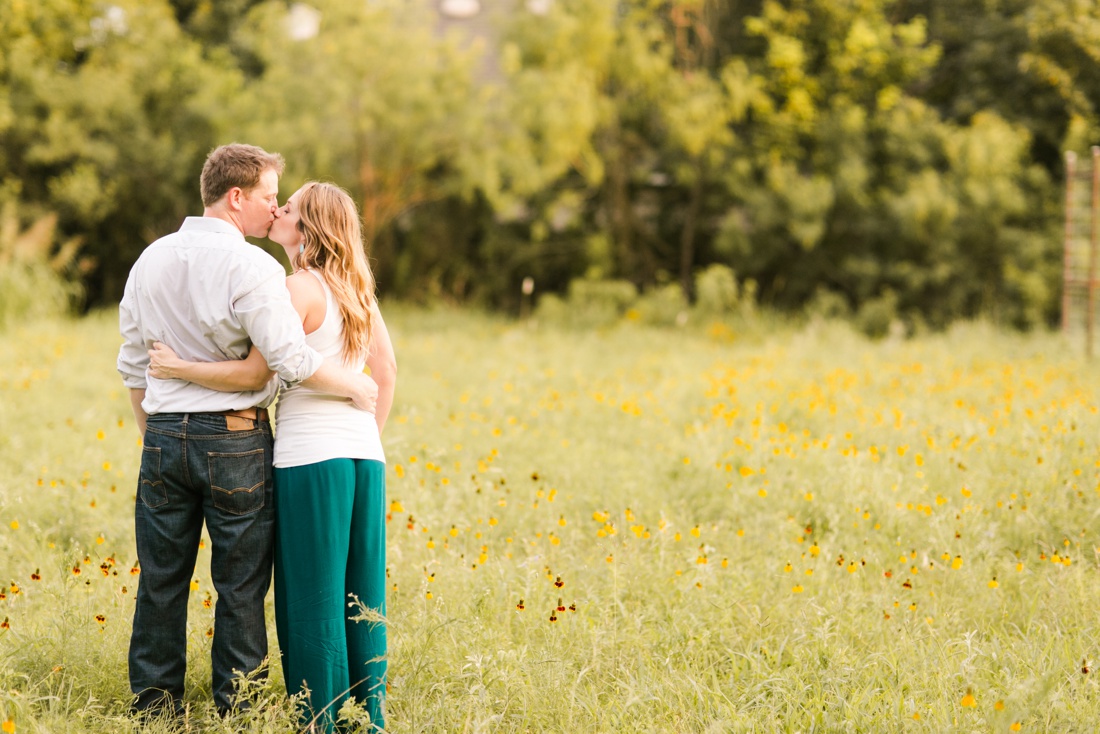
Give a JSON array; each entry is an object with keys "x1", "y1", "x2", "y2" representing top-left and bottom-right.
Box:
[{"x1": 2, "y1": 0, "x2": 1098, "y2": 329}]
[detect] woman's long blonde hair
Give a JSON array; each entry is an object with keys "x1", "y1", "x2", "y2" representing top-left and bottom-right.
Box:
[{"x1": 293, "y1": 182, "x2": 376, "y2": 363}]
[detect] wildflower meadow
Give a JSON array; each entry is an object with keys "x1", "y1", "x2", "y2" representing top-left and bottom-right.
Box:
[{"x1": 1, "y1": 308, "x2": 1099, "y2": 732}]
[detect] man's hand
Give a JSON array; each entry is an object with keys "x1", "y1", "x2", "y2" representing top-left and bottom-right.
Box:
[
  {"x1": 350, "y1": 373, "x2": 379, "y2": 413},
  {"x1": 301, "y1": 360, "x2": 379, "y2": 412}
]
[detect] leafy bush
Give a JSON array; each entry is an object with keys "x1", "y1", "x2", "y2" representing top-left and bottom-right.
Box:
[
  {"x1": 694, "y1": 264, "x2": 739, "y2": 316},
  {"x1": 635, "y1": 283, "x2": 689, "y2": 327},
  {"x1": 854, "y1": 289, "x2": 901, "y2": 339},
  {"x1": 0, "y1": 205, "x2": 84, "y2": 329},
  {"x1": 535, "y1": 278, "x2": 638, "y2": 328},
  {"x1": 805, "y1": 286, "x2": 852, "y2": 321}
]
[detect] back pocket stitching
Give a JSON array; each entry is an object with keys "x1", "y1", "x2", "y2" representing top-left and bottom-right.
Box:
[
  {"x1": 139, "y1": 446, "x2": 167, "y2": 509},
  {"x1": 208, "y1": 449, "x2": 266, "y2": 515}
]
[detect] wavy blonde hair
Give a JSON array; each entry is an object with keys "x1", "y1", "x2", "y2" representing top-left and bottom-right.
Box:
[{"x1": 293, "y1": 182, "x2": 376, "y2": 363}]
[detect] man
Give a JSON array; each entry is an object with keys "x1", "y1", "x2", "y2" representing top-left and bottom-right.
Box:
[{"x1": 116, "y1": 143, "x2": 377, "y2": 718}]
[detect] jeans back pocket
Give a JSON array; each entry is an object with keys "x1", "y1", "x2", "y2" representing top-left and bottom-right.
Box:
[
  {"x1": 208, "y1": 449, "x2": 267, "y2": 515},
  {"x1": 138, "y1": 446, "x2": 168, "y2": 509}
]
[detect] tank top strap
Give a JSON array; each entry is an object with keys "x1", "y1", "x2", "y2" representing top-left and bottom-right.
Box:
[{"x1": 303, "y1": 267, "x2": 328, "y2": 298}]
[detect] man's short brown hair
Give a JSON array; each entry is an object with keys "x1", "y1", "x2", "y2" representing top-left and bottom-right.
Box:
[{"x1": 200, "y1": 143, "x2": 285, "y2": 207}]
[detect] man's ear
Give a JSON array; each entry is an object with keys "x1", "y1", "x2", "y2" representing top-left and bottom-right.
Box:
[{"x1": 226, "y1": 186, "x2": 245, "y2": 212}]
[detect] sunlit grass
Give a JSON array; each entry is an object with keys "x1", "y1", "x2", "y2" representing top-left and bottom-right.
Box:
[{"x1": 2, "y1": 308, "x2": 1099, "y2": 732}]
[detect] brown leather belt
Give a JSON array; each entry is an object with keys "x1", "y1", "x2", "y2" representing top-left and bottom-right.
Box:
[{"x1": 215, "y1": 407, "x2": 269, "y2": 422}]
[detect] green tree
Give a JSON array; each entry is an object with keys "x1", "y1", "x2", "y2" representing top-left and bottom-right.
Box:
[
  {"x1": 232, "y1": 0, "x2": 485, "y2": 294},
  {"x1": 0, "y1": 0, "x2": 1079, "y2": 325},
  {"x1": 490, "y1": 0, "x2": 740, "y2": 302},
  {"x1": 168, "y1": 0, "x2": 266, "y2": 50},
  {"x1": 901, "y1": 0, "x2": 1100, "y2": 169},
  {"x1": 1019, "y1": 0, "x2": 1100, "y2": 158},
  {"x1": 715, "y1": 0, "x2": 1056, "y2": 327},
  {"x1": 0, "y1": 0, "x2": 237, "y2": 304}
]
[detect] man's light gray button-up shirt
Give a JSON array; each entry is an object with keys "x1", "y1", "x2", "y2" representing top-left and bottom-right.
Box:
[{"x1": 117, "y1": 216, "x2": 323, "y2": 414}]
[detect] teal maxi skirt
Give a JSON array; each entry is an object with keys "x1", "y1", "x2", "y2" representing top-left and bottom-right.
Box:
[{"x1": 274, "y1": 459, "x2": 386, "y2": 732}]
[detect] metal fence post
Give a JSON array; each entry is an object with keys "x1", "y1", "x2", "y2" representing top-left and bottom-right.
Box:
[
  {"x1": 1064, "y1": 150, "x2": 1076, "y2": 335},
  {"x1": 1089, "y1": 147, "x2": 1100, "y2": 358}
]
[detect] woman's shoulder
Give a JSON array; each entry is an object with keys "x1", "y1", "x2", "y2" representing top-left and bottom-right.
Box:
[
  {"x1": 285, "y1": 269, "x2": 327, "y2": 311},
  {"x1": 286, "y1": 268, "x2": 325, "y2": 293}
]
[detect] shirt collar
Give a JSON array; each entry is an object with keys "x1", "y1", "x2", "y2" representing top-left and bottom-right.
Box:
[{"x1": 180, "y1": 216, "x2": 246, "y2": 240}]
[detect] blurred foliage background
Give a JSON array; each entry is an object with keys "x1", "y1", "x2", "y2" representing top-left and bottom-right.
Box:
[{"x1": 2, "y1": 0, "x2": 1098, "y2": 331}]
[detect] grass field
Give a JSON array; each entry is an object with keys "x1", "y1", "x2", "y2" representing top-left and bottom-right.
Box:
[{"x1": 1, "y1": 307, "x2": 1100, "y2": 732}]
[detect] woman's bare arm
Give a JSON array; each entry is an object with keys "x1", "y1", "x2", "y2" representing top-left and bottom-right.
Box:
[
  {"x1": 366, "y1": 308, "x2": 397, "y2": 433},
  {"x1": 147, "y1": 274, "x2": 317, "y2": 394},
  {"x1": 148, "y1": 343, "x2": 274, "y2": 392}
]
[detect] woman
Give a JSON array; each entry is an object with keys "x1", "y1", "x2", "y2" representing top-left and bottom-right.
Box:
[{"x1": 148, "y1": 181, "x2": 395, "y2": 732}]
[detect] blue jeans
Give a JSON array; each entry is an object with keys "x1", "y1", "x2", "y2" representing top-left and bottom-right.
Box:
[{"x1": 129, "y1": 412, "x2": 275, "y2": 714}]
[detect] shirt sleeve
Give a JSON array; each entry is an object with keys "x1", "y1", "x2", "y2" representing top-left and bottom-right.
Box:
[
  {"x1": 117, "y1": 273, "x2": 148, "y2": 389},
  {"x1": 233, "y1": 267, "x2": 323, "y2": 386}
]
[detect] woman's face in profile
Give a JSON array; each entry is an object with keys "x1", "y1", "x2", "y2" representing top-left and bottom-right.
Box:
[{"x1": 270, "y1": 186, "x2": 306, "y2": 248}]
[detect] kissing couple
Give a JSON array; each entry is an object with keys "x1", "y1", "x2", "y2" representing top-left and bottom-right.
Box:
[{"x1": 117, "y1": 142, "x2": 395, "y2": 732}]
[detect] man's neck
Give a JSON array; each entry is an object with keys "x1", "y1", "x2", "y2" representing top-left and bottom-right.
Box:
[{"x1": 202, "y1": 207, "x2": 246, "y2": 236}]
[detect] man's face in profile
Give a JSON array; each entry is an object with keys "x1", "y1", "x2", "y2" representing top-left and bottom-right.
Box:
[{"x1": 240, "y1": 168, "x2": 280, "y2": 239}]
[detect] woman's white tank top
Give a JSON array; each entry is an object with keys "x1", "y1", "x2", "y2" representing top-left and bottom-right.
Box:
[{"x1": 273, "y1": 269, "x2": 385, "y2": 468}]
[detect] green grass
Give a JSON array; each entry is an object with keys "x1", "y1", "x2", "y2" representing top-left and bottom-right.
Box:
[{"x1": 2, "y1": 308, "x2": 1100, "y2": 732}]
